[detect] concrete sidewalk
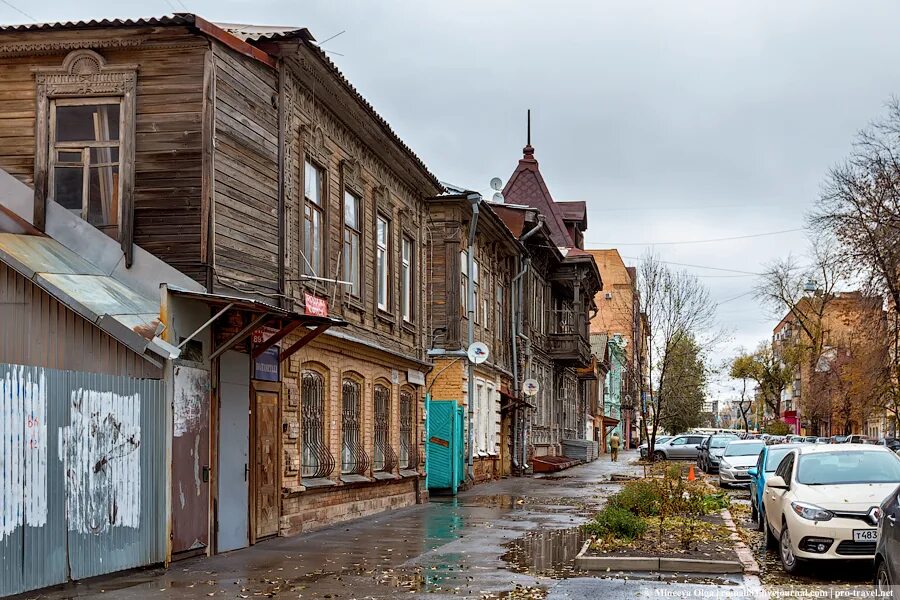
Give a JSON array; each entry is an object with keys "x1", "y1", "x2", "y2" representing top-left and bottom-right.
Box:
[{"x1": 17, "y1": 452, "x2": 758, "y2": 600}]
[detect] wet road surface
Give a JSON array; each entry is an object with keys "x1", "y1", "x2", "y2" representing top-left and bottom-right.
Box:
[{"x1": 19, "y1": 452, "x2": 764, "y2": 600}]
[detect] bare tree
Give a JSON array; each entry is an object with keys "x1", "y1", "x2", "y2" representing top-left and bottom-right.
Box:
[
  {"x1": 755, "y1": 239, "x2": 848, "y2": 430},
  {"x1": 640, "y1": 251, "x2": 718, "y2": 459},
  {"x1": 811, "y1": 98, "x2": 900, "y2": 435}
]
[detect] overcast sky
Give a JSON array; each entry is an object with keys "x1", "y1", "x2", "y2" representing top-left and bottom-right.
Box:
[{"x1": 9, "y1": 0, "x2": 900, "y2": 400}]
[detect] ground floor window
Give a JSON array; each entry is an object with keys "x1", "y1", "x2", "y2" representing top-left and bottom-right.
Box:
[
  {"x1": 341, "y1": 377, "x2": 368, "y2": 474},
  {"x1": 301, "y1": 370, "x2": 333, "y2": 478},
  {"x1": 399, "y1": 389, "x2": 415, "y2": 469},
  {"x1": 373, "y1": 384, "x2": 396, "y2": 472}
]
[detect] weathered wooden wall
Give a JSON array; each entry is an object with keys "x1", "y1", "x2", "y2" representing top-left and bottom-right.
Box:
[
  {"x1": 0, "y1": 262, "x2": 161, "y2": 378},
  {"x1": 0, "y1": 27, "x2": 208, "y2": 283},
  {"x1": 210, "y1": 41, "x2": 280, "y2": 297}
]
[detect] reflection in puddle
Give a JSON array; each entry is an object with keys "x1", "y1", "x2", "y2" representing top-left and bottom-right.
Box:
[{"x1": 501, "y1": 527, "x2": 587, "y2": 578}]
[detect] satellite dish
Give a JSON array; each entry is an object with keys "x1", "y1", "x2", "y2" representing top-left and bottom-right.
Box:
[
  {"x1": 523, "y1": 378, "x2": 540, "y2": 396},
  {"x1": 489, "y1": 177, "x2": 503, "y2": 191},
  {"x1": 492, "y1": 192, "x2": 504, "y2": 203},
  {"x1": 467, "y1": 342, "x2": 490, "y2": 365}
]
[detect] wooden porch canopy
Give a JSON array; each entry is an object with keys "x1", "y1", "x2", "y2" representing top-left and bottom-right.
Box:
[{"x1": 166, "y1": 286, "x2": 347, "y2": 363}]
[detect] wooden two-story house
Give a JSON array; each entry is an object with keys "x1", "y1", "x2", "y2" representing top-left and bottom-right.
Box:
[
  {"x1": 495, "y1": 141, "x2": 601, "y2": 465},
  {"x1": 424, "y1": 185, "x2": 521, "y2": 484},
  {"x1": 0, "y1": 13, "x2": 440, "y2": 566}
]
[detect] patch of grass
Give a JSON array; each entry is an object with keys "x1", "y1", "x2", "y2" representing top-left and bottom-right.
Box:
[
  {"x1": 607, "y1": 479, "x2": 663, "y2": 517},
  {"x1": 583, "y1": 506, "x2": 648, "y2": 540}
]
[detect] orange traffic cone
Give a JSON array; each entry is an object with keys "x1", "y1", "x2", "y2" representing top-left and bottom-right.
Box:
[{"x1": 688, "y1": 464, "x2": 696, "y2": 481}]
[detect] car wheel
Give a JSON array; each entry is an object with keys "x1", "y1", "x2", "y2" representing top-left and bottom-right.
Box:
[
  {"x1": 876, "y1": 558, "x2": 892, "y2": 592},
  {"x1": 653, "y1": 451, "x2": 665, "y2": 461},
  {"x1": 779, "y1": 523, "x2": 801, "y2": 574},
  {"x1": 764, "y1": 516, "x2": 778, "y2": 550}
]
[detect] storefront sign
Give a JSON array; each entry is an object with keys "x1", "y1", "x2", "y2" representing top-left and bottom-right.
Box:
[
  {"x1": 304, "y1": 293, "x2": 328, "y2": 317},
  {"x1": 407, "y1": 369, "x2": 426, "y2": 386},
  {"x1": 254, "y1": 345, "x2": 280, "y2": 381}
]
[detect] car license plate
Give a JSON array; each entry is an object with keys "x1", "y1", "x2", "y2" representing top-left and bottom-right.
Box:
[{"x1": 853, "y1": 529, "x2": 879, "y2": 542}]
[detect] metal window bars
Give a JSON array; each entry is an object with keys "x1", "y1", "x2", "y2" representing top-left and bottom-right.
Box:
[
  {"x1": 399, "y1": 390, "x2": 418, "y2": 469},
  {"x1": 373, "y1": 385, "x2": 397, "y2": 473},
  {"x1": 301, "y1": 370, "x2": 335, "y2": 478},
  {"x1": 341, "y1": 378, "x2": 370, "y2": 475}
]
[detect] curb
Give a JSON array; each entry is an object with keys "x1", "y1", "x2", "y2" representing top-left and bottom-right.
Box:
[{"x1": 721, "y1": 507, "x2": 761, "y2": 575}]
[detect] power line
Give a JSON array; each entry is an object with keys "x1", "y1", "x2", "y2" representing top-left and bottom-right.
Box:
[
  {"x1": 715, "y1": 290, "x2": 755, "y2": 306},
  {"x1": 622, "y1": 256, "x2": 761, "y2": 276},
  {"x1": 0, "y1": 0, "x2": 36, "y2": 21},
  {"x1": 590, "y1": 227, "x2": 805, "y2": 247}
]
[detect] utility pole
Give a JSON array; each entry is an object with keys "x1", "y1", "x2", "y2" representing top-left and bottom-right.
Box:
[{"x1": 465, "y1": 192, "x2": 480, "y2": 484}]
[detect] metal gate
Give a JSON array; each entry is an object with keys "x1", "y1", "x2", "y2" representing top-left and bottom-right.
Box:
[
  {"x1": 425, "y1": 400, "x2": 465, "y2": 494},
  {"x1": 0, "y1": 363, "x2": 166, "y2": 597}
]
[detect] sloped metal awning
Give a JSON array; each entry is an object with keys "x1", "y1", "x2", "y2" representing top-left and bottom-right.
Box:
[
  {"x1": 165, "y1": 286, "x2": 347, "y2": 363},
  {"x1": 0, "y1": 233, "x2": 171, "y2": 364}
]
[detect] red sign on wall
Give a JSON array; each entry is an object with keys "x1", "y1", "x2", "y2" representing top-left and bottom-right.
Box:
[{"x1": 304, "y1": 293, "x2": 328, "y2": 317}]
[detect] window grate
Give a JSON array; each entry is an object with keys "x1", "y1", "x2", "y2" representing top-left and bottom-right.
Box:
[
  {"x1": 399, "y1": 389, "x2": 417, "y2": 469},
  {"x1": 301, "y1": 370, "x2": 334, "y2": 478},
  {"x1": 373, "y1": 384, "x2": 397, "y2": 473},
  {"x1": 341, "y1": 378, "x2": 370, "y2": 475}
]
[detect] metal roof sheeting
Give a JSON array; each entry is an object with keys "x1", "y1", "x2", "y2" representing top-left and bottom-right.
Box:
[{"x1": 0, "y1": 14, "x2": 191, "y2": 32}]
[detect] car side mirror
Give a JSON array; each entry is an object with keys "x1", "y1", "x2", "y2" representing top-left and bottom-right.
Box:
[
  {"x1": 767, "y1": 475, "x2": 788, "y2": 490},
  {"x1": 747, "y1": 467, "x2": 758, "y2": 478}
]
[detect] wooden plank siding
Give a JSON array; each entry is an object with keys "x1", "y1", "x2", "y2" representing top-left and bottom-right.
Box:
[
  {"x1": 211, "y1": 42, "x2": 280, "y2": 296},
  {"x1": 0, "y1": 27, "x2": 209, "y2": 283},
  {"x1": 0, "y1": 262, "x2": 162, "y2": 378}
]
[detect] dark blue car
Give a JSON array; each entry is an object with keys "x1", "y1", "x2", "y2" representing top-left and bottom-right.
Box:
[{"x1": 748, "y1": 443, "x2": 800, "y2": 531}]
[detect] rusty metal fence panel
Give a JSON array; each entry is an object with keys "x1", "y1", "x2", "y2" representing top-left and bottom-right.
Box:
[{"x1": 0, "y1": 363, "x2": 166, "y2": 597}]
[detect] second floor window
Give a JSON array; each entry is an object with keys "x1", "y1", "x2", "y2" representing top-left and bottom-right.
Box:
[
  {"x1": 473, "y1": 260, "x2": 480, "y2": 324},
  {"x1": 460, "y1": 250, "x2": 469, "y2": 317},
  {"x1": 50, "y1": 100, "x2": 121, "y2": 237},
  {"x1": 304, "y1": 161, "x2": 324, "y2": 276},
  {"x1": 343, "y1": 191, "x2": 361, "y2": 296},
  {"x1": 401, "y1": 236, "x2": 413, "y2": 322},
  {"x1": 376, "y1": 216, "x2": 389, "y2": 311}
]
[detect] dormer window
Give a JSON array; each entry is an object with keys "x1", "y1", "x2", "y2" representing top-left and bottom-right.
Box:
[{"x1": 50, "y1": 100, "x2": 122, "y2": 236}]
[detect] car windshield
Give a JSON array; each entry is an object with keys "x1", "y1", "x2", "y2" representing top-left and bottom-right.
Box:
[
  {"x1": 796, "y1": 451, "x2": 900, "y2": 485},
  {"x1": 710, "y1": 437, "x2": 735, "y2": 449},
  {"x1": 725, "y1": 442, "x2": 764, "y2": 457},
  {"x1": 765, "y1": 447, "x2": 793, "y2": 471}
]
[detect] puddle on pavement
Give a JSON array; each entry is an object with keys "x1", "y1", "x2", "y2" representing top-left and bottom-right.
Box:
[{"x1": 500, "y1": 526, "x2": 587, "y2": 579}]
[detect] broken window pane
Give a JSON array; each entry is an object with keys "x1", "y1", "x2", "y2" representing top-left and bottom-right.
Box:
[{"x1": 87, "y1": 165, "x2": 119, "y2": 229}]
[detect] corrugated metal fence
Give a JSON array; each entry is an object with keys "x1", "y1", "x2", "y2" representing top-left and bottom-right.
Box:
[{"x1": 0, "y1": 363, "x2": 166, "y2": 597}]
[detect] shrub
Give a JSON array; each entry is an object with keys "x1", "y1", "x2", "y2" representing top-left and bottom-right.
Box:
[
  {"x1": 608, "y1": 479, "x2": 663, "y2": 517},
  {"x1": 764, "y1": 420, "x2": 791, "y2": 435},
  {"x1": 583, "y1": 506, "x2": 647, "y2": 540},
  {"x1": 699, "y1": 490, "x2": 731, "y2": 514}
]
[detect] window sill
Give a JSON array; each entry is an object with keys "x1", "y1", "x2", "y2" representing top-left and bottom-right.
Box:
[
  {"x1": 373, "y1": 471, "x2": 399, "y2": 481},
  {"x1": 400, "y1": 469, "x2": 422, "y2": 479},
  {"x1": 343, "y1": 297, "x2": 366, "y2": 313},
  {"x1": 340, "y1": 473, "x2": 372, "y2": 484},
  {"x1": 376, "y1": 309, "x2": 395, "y2": 325},
  {"x1": 400, "y1": 320, "x2": 416, "y2": 334},
  {"x1": 300, "y1": 477, "x2": 337, "y2": 489}
]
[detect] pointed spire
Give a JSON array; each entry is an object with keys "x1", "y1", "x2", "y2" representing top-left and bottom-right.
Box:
[{"x1": 523, "y1": 109, "x2": 535, "y2": 158}]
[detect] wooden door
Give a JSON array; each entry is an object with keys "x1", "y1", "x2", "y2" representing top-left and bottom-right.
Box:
[
  {"x1": 172, "y1": 365, "x2": 210, "y2": 555},
  {"x1": 252, "y1": 389, "x2": 279, "y2": 540}
]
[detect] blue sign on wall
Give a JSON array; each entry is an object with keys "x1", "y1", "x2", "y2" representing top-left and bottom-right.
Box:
[{"x1": 254, "y1": 345, "x2": 280, "y2": 381}]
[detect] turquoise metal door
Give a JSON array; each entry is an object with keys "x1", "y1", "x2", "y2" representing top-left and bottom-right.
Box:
[{"x1": 426, "y1": 399, "x2": 463, "y2": 493}]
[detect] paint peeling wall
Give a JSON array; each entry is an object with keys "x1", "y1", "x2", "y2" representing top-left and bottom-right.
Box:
[{"x1": 0, "y1": 363, "x2": 165, "y2": 597}]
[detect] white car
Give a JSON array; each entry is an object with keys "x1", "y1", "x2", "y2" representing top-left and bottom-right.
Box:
[
  {"x1": 762, "y1": 444, "x2": 900, "y2": 574},
  {"x1": 718, "y1": 439, "x2": 765, "y2": 487}
]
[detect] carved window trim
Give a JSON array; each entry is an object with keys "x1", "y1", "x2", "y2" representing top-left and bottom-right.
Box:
[{"x1": 33, "y1": 49, "x2": 138, "y2": 266}]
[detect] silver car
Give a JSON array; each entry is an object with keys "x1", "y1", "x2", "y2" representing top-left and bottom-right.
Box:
[
  {"x1": 718, "y1": 439, "x2": 765, "y2": 487},
  {"x1": 653, "y1": 434, "x2": 706, "y2": 460}
]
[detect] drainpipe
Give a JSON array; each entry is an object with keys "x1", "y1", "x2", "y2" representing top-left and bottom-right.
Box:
[
  {"x1": 510, "y1": 219, "x2": 543, "y2": 472},
  {"x1": 465, "y1": 193, "x2": 480, "y2": 484}
]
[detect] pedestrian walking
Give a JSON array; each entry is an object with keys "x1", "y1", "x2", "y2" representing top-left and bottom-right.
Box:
[{"x1": 610, "y1": 432, "x2": 620, "y2": 462}]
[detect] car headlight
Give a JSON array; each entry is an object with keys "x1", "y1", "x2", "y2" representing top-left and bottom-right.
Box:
[
  {"x1": 719, "y1": 460, "x2": 732, "y2": 470},
  {"x1": 790, "y1": 501, "x2": 834, "y2": 521}
]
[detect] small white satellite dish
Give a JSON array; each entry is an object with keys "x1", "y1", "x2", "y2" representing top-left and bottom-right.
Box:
[
  {"x1": 489, "y1": 177, "x2": 503, "y2": 191},
  {"x1": 523, "y1": 378, "x2": 540, "y2": 396},
  {"x1": 467, "y1": 342, "x2": 490, "y2": 365},
  {"x1": 492, "y1": 192, "x2": 504, "y2": 203}
]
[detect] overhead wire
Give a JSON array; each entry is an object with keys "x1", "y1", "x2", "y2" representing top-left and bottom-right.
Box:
[
  {"x1": 0, "y1": 0, "x2": 36, "y2": 21},
  {"x1": 589, "y1": 227, "x2": 805, "y2": 247}
]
